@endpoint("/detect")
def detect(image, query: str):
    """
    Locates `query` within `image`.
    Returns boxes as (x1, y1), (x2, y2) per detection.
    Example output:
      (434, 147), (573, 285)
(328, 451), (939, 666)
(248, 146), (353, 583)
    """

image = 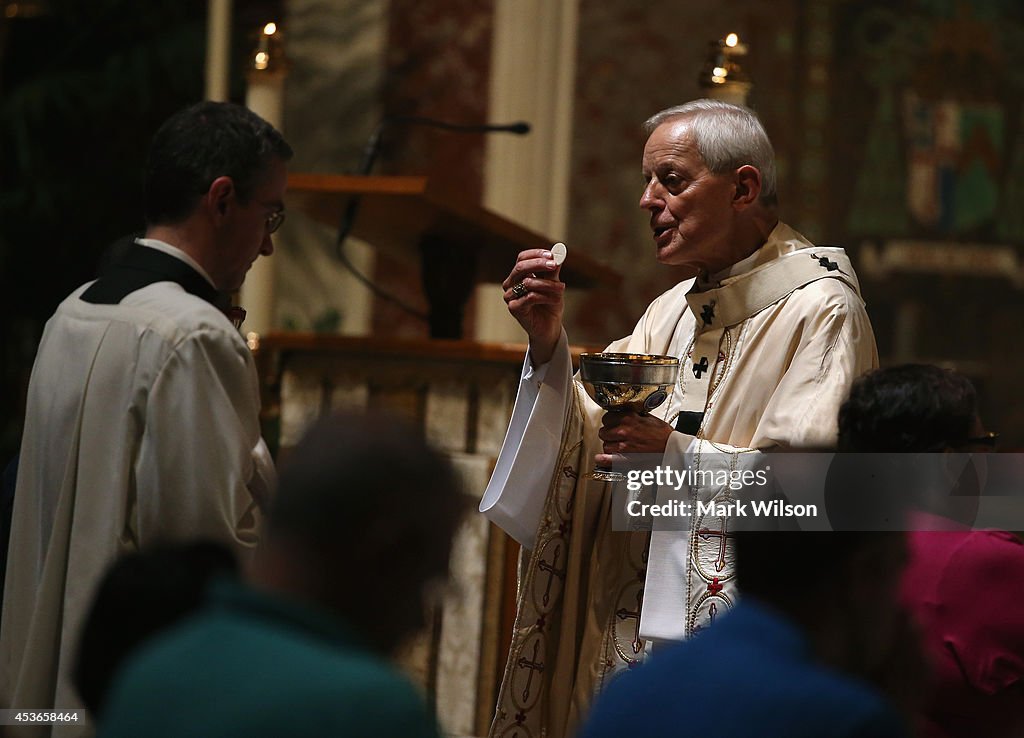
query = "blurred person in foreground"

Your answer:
(97, 412), (468, 738)
(73, 541), (239, 719)
(1, 101), (290, 731)
(837, 365), (1024, 738)
(578, 528), (910, 738)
